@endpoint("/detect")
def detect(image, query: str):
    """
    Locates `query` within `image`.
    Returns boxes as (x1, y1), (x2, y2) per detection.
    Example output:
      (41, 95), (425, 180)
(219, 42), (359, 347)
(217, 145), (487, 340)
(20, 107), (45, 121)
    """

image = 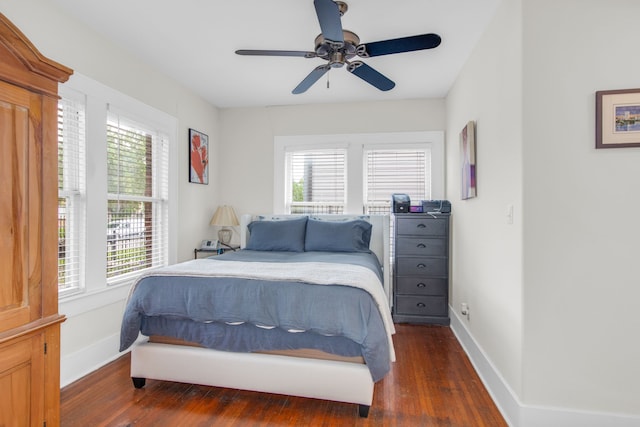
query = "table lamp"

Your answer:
(210, 205), (239, 245)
